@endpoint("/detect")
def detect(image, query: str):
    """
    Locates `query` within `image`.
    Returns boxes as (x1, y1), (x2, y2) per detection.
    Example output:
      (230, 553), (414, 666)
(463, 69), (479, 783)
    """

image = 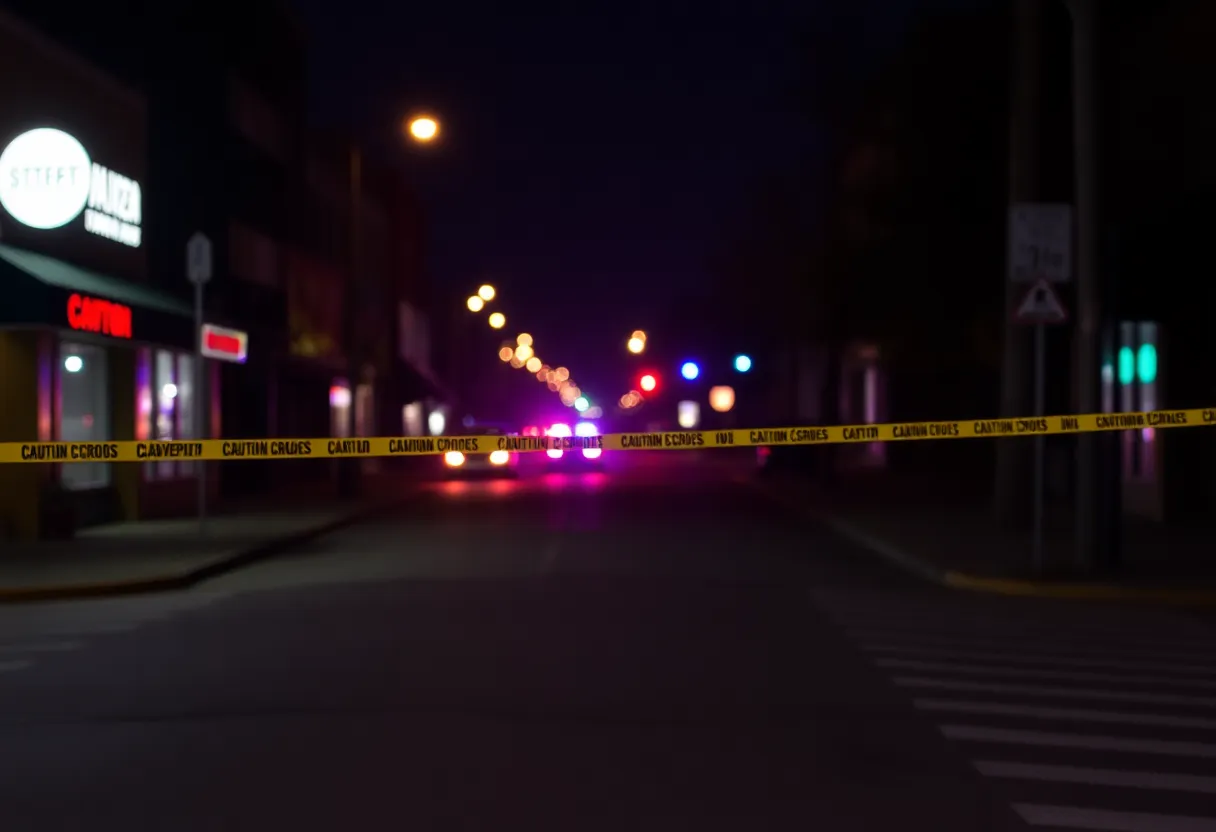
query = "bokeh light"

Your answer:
(467, 295), (484, 312)
(514, 344), (534, 362)
(477, 284), (496, 302)
(525, 356), (542, 373)
(639, 374), (657, 393)
(498, 346), (514, 362)
(709, 385), (735, 413)
(574, 396), (589, 412)
(627, 336), (645, 354)
(516, 333), (533, 347)
(488, 312), (506, 329)
(733, 354), (752, 373)
(680, 361), (700, 380)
